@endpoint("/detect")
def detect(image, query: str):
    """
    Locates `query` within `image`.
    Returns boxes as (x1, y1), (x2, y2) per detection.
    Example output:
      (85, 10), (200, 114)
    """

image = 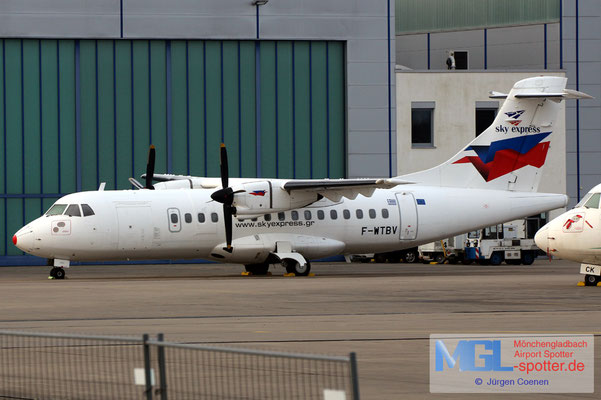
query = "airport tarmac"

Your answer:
(0, 260), (599, 399)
